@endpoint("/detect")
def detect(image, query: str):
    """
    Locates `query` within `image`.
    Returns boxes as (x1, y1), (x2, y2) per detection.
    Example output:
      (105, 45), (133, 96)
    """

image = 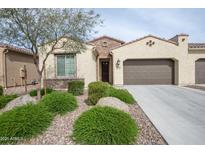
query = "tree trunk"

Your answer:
(37, 75), (42, 100)
(44, 66), (47, 96)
